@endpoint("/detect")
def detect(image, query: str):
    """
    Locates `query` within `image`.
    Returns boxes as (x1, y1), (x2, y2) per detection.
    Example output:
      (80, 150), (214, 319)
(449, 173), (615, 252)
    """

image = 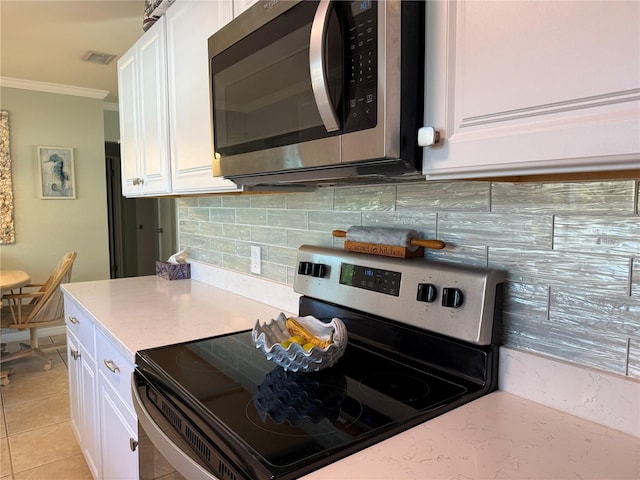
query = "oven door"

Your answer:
(133, 380), (213, 480)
